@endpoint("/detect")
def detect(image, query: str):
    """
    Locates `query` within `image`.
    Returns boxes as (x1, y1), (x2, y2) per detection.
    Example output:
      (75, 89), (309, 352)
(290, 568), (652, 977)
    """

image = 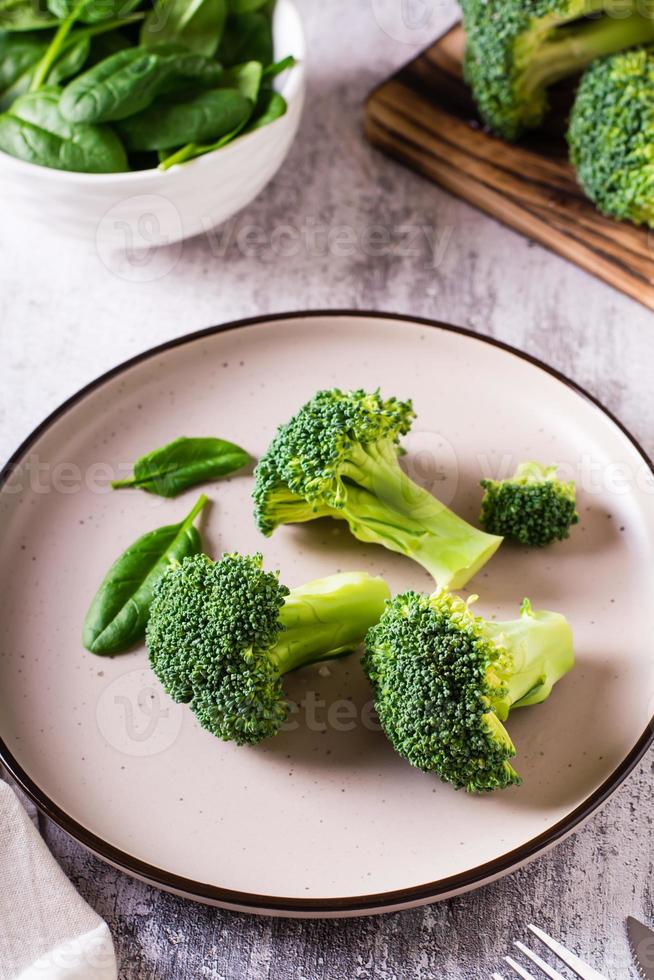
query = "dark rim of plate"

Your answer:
(0, 310), (652, 916)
